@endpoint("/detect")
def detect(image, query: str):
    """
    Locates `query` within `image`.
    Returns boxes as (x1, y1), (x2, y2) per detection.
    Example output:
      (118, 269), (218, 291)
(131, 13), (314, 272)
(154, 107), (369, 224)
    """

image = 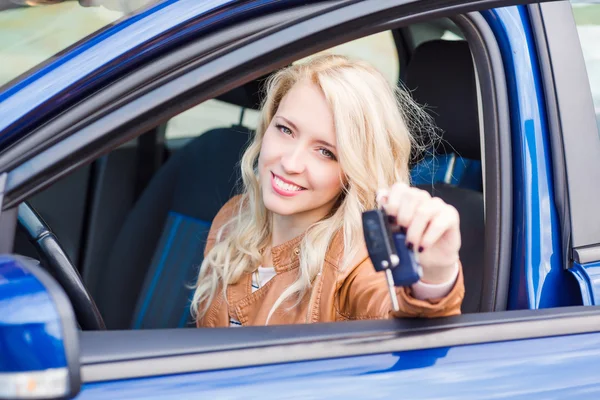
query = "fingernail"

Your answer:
(376, 189), (389, 205)
(406, 242), (414, 251)
(387, 215), (397, 224)
(399, 226), (407, 234)
(418, 246), (424, 253)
